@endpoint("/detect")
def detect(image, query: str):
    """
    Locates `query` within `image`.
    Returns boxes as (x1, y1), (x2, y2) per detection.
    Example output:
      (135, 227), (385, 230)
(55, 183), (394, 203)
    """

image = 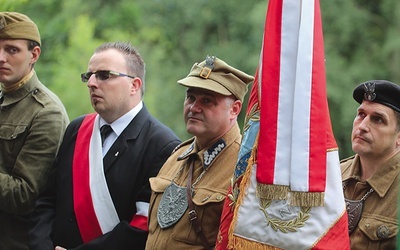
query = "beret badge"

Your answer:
(363, 82), (376, 101)
(199, 55), (215, 79)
